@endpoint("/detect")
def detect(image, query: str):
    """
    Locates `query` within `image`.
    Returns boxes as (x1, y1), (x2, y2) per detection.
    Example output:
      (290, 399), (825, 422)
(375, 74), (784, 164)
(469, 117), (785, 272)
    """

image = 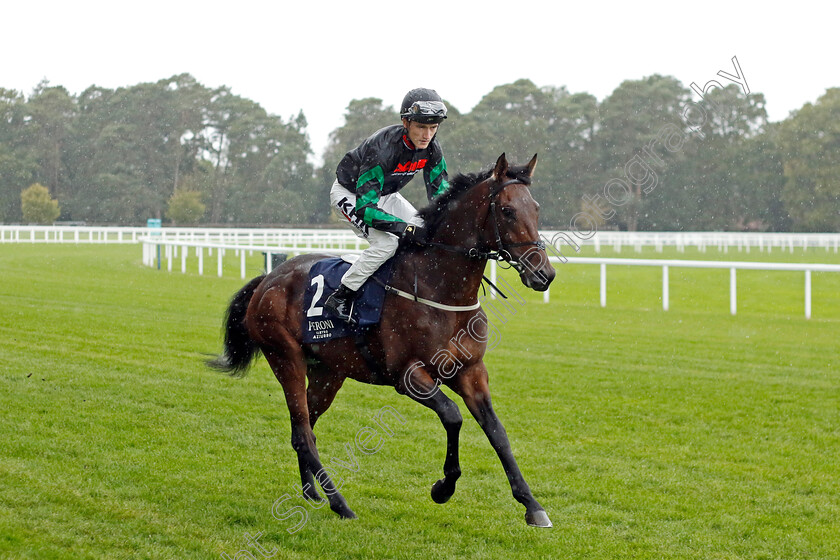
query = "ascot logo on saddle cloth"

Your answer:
(302, 257), (395, 343)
